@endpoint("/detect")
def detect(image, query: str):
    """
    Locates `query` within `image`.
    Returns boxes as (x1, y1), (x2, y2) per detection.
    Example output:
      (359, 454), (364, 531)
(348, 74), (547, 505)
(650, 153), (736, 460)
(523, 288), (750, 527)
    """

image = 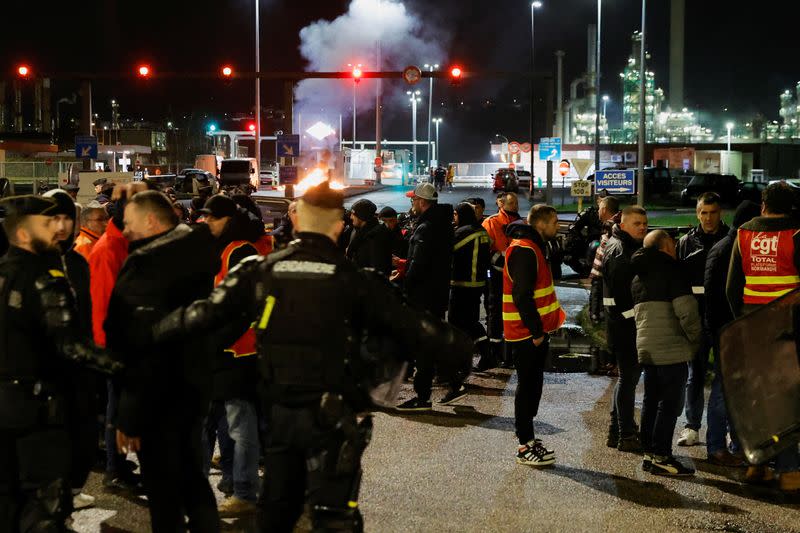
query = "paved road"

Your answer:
(71, 291), (800, 532)
(72, 368), (800, 532)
